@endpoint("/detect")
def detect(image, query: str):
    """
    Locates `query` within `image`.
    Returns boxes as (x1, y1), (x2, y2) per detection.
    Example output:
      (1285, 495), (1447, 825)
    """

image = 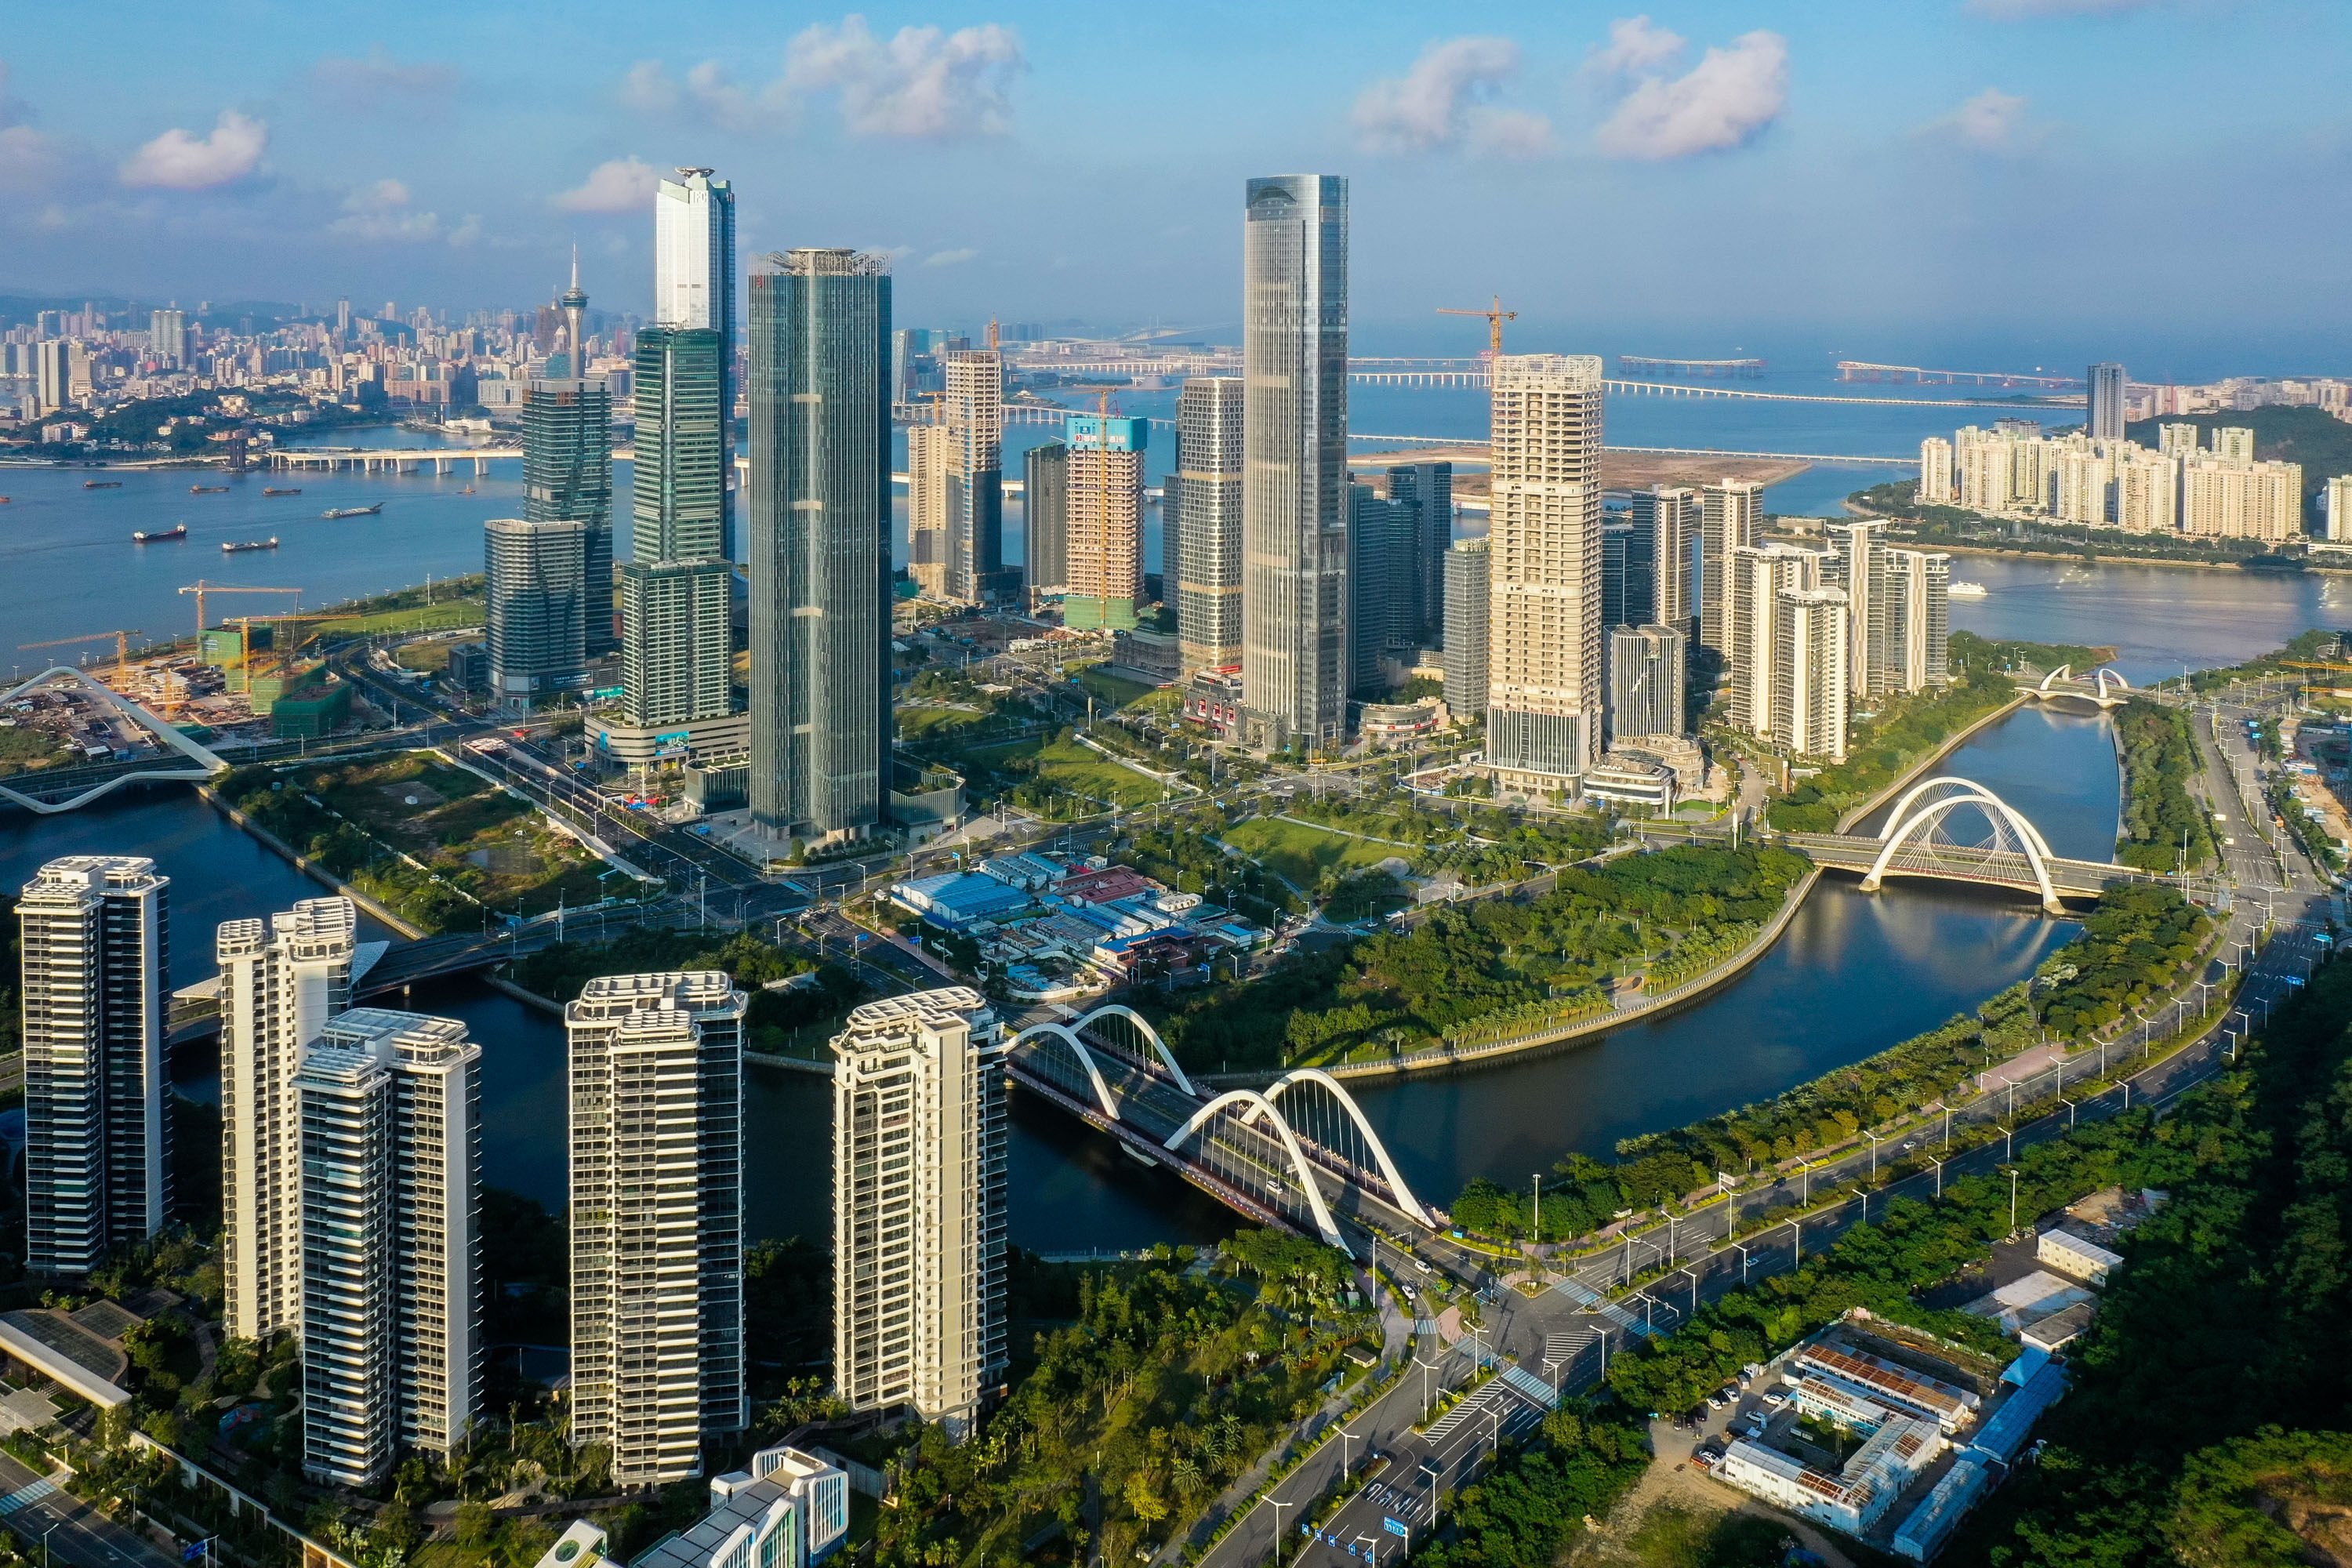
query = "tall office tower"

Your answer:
(1240, 174), (1350, 750)
(2158, 423), (2202, 461)
(2087, 362), (2127, 441)
(484, 518), (590, 708)
(1605, 624), (1687, 742)
(1630, 485), (1697, 633)
(1064, 414), (1148, 630)
(1486, 354), (1606, 794)
(35, 339), (68, 412)
(890, 328), (920, 405)
(1348, 482), (1417, 693)
(1024, 440), (1069, 608)
(2213, 426), (2257, 464)
(832, 988), (1007, 1440)
(1599, 522), (1635, 630)
(622, 326), (734, 731)
(1158, 480), (1181, 605)
(1698, 480), (1763, 658)
(1883, 548), (1951, 691)
(1176, 378), (1245, 669)
(219, 896), (358, 1341)
(294, 1008), (481, 1487)
(2118, 448), (2181, 533)
(568, 972), (749, 1484)
(1918, 437), (1955, 506)
(148, 308), (186, 368)
(655, 169), (737, 556)
(906, 421), (954, 598)
(523, 369), (615, 655)
(1442, 540), (1489, 720)
(1825, 521), (1889, 699)
(16, 857), (169, 1276)
(1727, 543), (1824, 738)
(1385, 462), (1454, 643)
(942, 350), (1004, 601)
(747, 250), (893, 844)
(336, 298), (351, 336)
(1773, 587), (1851, 761)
